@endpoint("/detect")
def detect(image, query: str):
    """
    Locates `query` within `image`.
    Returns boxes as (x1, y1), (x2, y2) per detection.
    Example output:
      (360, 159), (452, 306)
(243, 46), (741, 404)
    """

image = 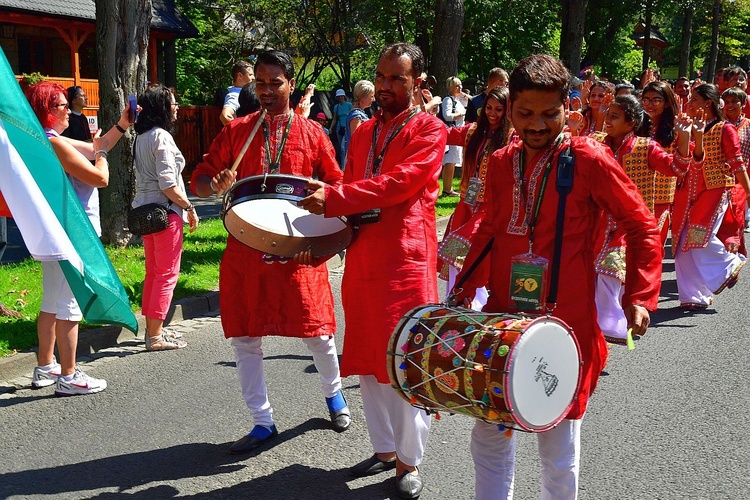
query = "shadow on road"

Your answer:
(0, 416), (400, 498)
(0, 442), (246, 497)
